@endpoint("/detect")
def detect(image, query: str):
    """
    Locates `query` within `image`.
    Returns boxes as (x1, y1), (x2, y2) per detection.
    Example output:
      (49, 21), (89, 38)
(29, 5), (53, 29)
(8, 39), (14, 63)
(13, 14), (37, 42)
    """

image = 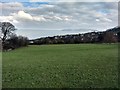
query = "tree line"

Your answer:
(1, 22), (120, 51)
(0, 22), (29, 51)
(30, 27), (120, 45)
